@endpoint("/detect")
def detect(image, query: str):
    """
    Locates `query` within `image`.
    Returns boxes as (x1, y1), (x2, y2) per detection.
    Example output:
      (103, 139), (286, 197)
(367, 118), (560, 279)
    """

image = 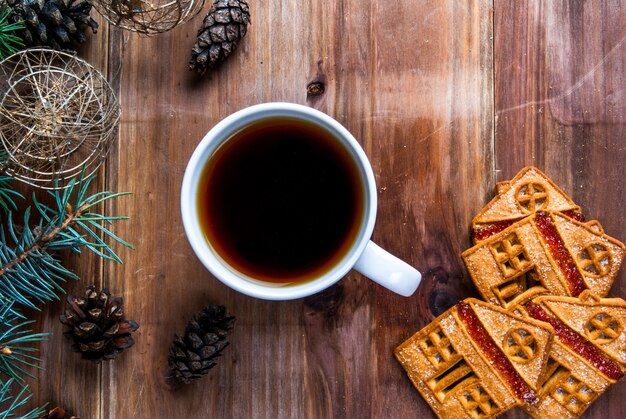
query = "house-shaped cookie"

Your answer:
(472, 167), (583, 243)
(395, 298), (554, 418)
(462, 211), (625, 309)
(520, 292), (626, 418)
